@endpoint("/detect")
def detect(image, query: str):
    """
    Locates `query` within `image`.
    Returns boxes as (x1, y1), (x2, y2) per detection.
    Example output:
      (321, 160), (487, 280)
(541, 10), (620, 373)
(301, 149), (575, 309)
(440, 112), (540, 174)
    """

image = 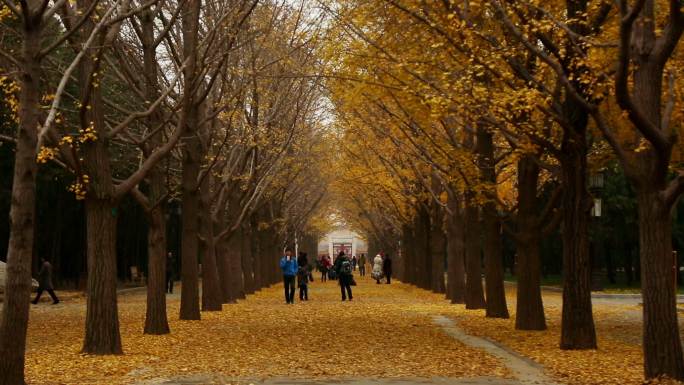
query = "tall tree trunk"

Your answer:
(216, 236), (233, 303)
(559, 116), (596, 349)
(178, 0), (202, 321)
(401, 225), (414, 284)
(430, 202), (446, 293)
(82, 199), (121, 354)
(464, 197), (485, 309)
(179, 129), (201, 320)
(483, 216), (508, 318)
(228, 229), (245, 300)
(251, 217), (263, 290)
(0, 24), (42, 385)
(79, 18), (122, 353)
(638, 192), (684, 379)
(446, 192), (466, 304)
(141, 8), (169, 335)
(144, 206), (169, 334)
(514, 156), (546, 330)
(241, 224), (255, 294)
(199, 179), (222, 312)
(478, 128), (508, 318)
